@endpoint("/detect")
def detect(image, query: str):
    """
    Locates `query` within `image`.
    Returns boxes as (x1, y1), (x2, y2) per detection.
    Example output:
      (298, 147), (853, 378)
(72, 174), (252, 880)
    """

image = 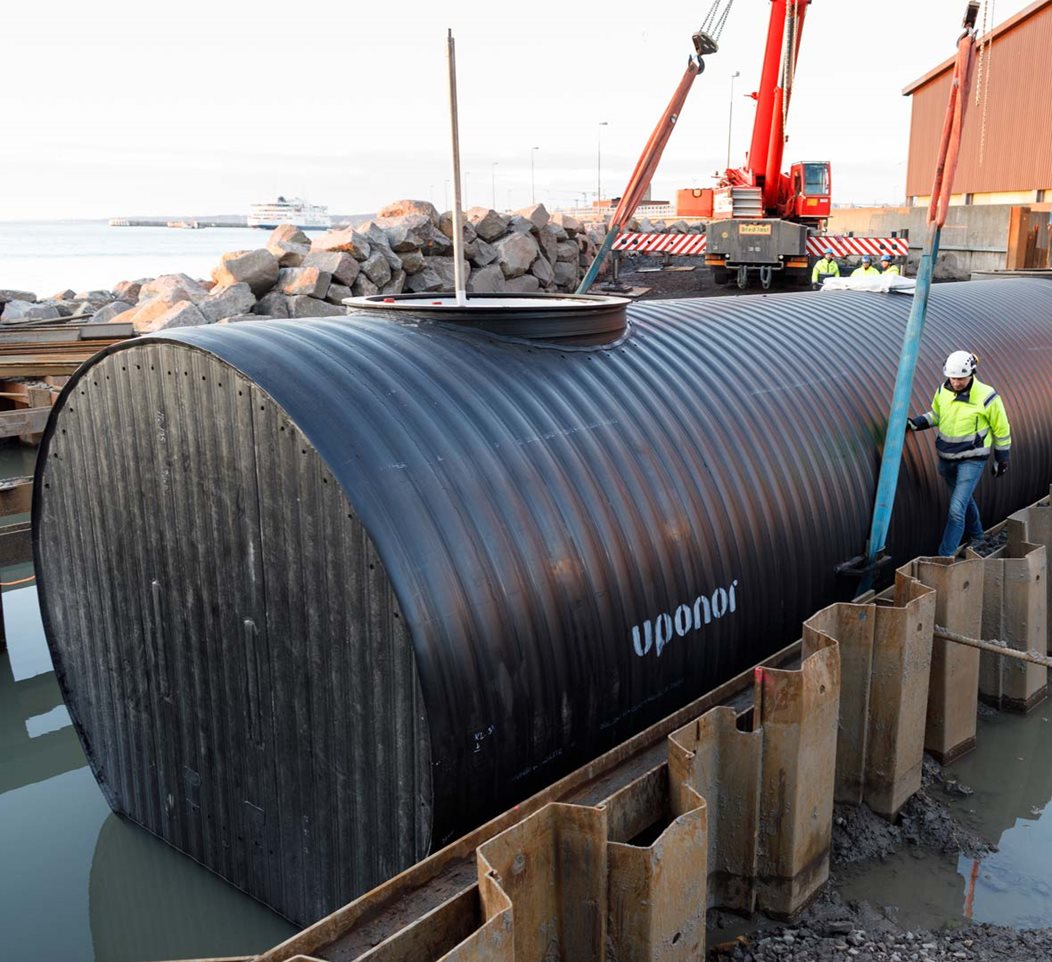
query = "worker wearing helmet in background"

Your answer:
(907, 351), (1012, 556)
(851, 255), (881, 277)
(880, 254), (900, 276)
(811, 247), (840, 290)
